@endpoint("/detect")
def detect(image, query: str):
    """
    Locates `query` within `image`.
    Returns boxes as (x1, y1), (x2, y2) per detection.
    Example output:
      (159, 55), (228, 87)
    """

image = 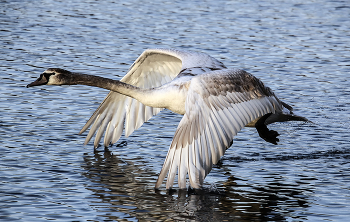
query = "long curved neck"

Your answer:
(70, 73), (139, 96)
(68, 73), (178, 111)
